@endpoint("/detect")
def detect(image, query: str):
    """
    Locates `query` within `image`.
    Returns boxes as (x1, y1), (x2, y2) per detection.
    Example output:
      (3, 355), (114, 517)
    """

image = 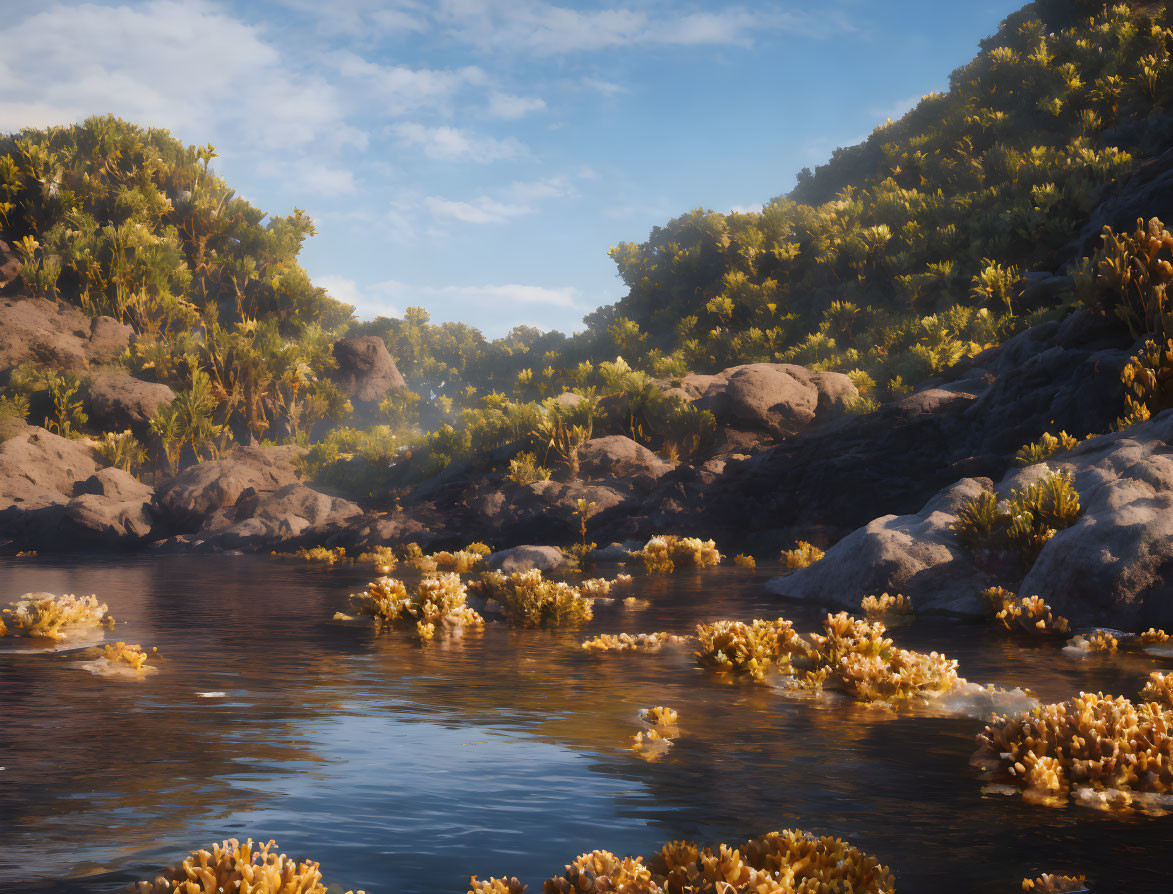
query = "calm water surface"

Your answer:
(1, 555), (1170, 893)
